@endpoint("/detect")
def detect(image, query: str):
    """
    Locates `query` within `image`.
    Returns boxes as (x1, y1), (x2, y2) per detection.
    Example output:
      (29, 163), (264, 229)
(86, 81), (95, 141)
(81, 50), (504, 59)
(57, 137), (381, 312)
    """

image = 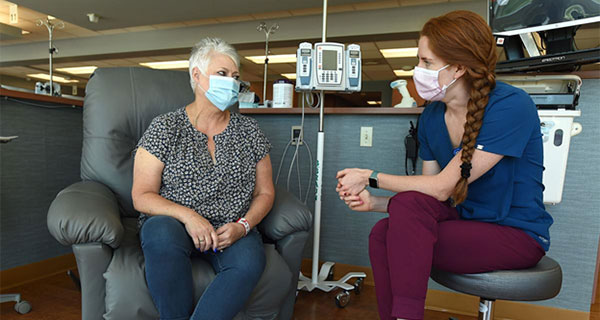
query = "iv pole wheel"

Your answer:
(14, 300), (32, 314)
(335, 290), (351, 308)
(326, 264), (335, 281)
(353, 277), (364, 295)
